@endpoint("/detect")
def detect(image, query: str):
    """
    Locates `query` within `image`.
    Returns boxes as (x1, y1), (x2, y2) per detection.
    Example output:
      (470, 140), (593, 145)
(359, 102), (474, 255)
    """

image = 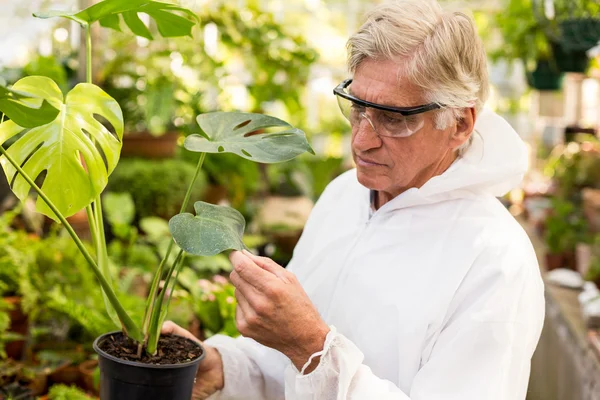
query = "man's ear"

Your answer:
(450, 107), (476, 149)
